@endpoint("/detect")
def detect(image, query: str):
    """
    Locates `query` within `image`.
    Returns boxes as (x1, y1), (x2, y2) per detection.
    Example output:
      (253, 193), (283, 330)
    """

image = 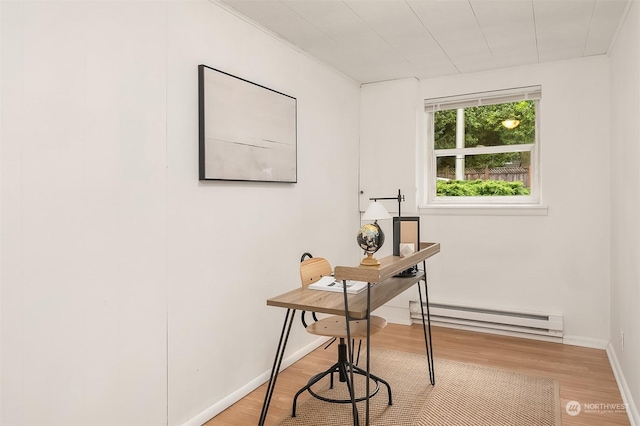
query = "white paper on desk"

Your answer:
(307, 276), (368, 294)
